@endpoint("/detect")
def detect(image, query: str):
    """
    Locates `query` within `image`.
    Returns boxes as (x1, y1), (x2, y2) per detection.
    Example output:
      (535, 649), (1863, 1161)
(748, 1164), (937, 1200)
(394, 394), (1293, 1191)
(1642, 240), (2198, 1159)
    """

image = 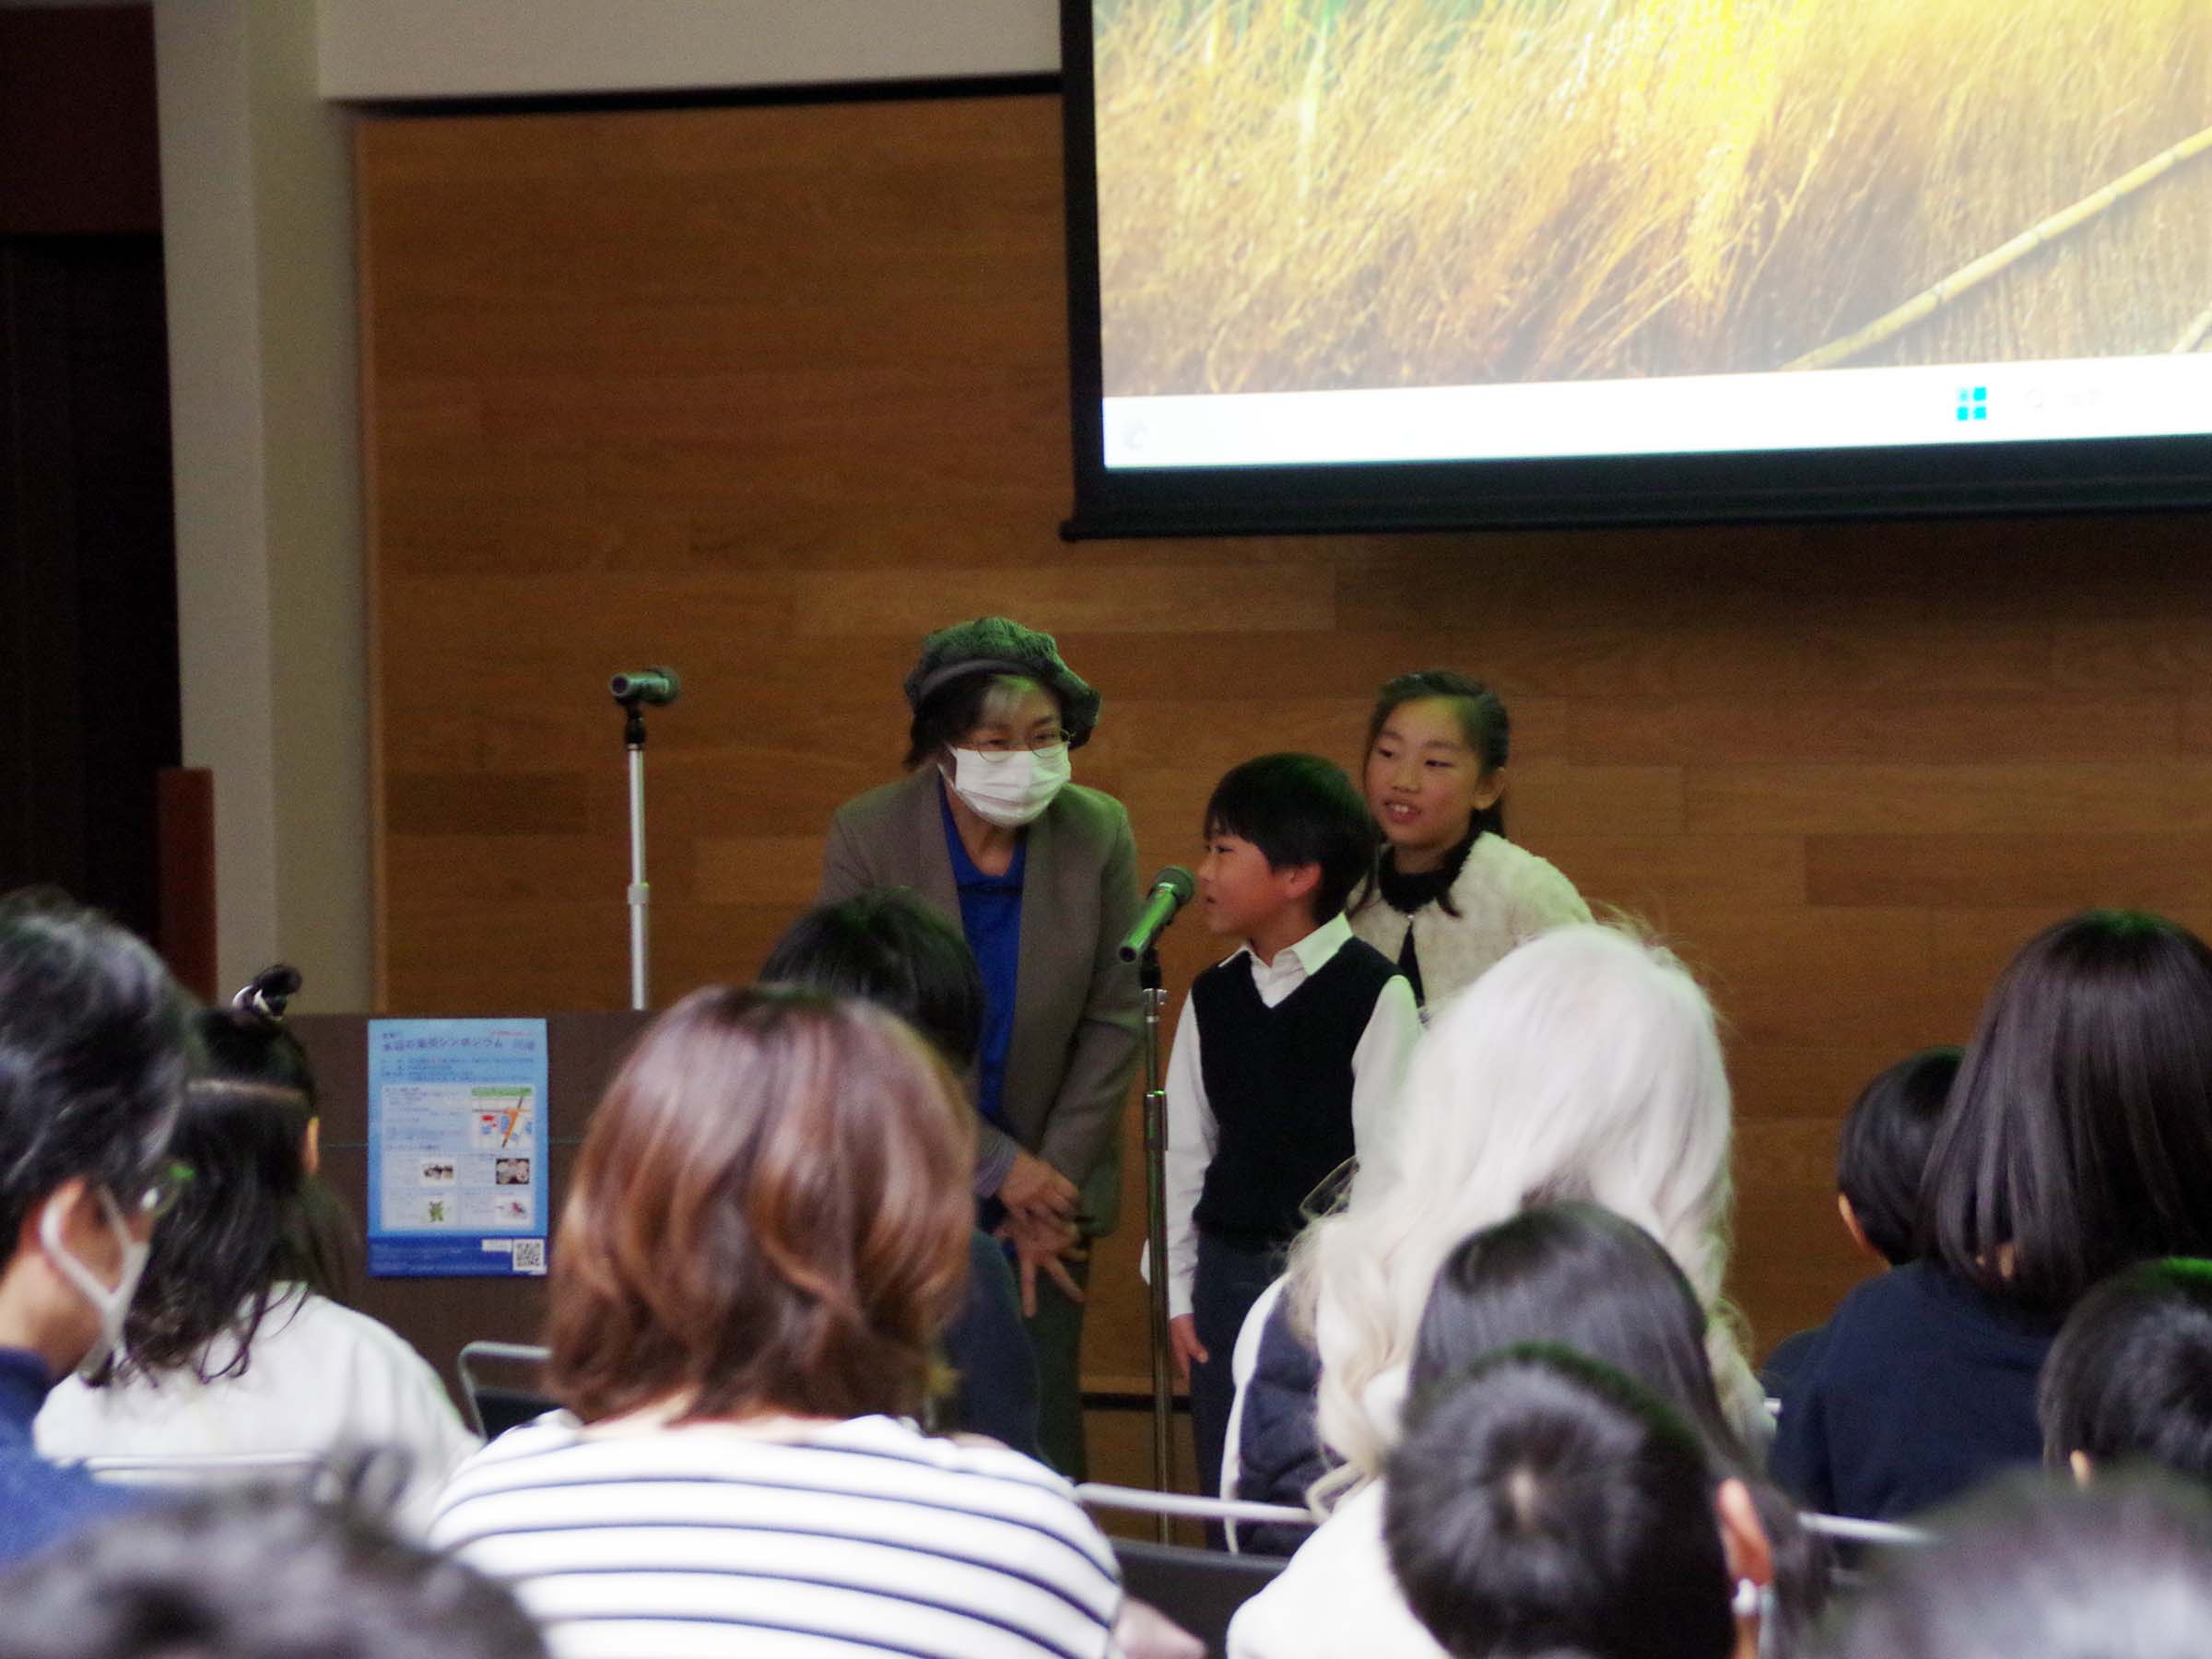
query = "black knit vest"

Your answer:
(1191, 937), (1400, 1252)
